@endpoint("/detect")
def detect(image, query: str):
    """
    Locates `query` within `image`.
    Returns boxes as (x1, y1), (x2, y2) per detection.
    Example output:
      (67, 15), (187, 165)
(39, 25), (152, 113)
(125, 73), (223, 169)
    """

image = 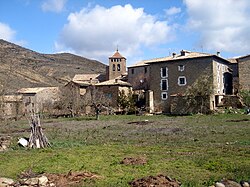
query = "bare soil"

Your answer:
(120, 157), (147, 165)
(17, 169), (100, 187)
(45, 171), (100, 187)
(129, 174), (181, 187)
